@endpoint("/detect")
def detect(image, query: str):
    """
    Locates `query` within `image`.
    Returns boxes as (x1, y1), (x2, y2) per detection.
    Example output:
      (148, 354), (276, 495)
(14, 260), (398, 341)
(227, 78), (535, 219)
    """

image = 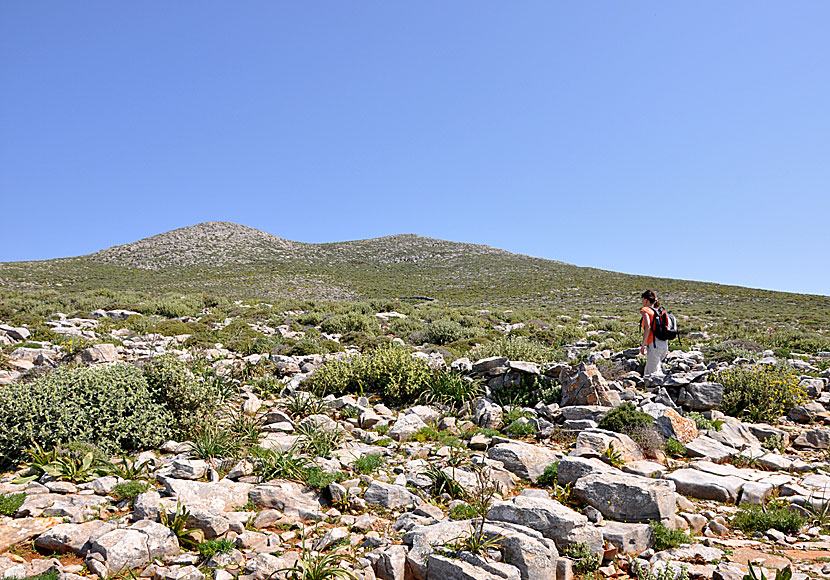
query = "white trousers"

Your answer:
(645, 340), (668, 376)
